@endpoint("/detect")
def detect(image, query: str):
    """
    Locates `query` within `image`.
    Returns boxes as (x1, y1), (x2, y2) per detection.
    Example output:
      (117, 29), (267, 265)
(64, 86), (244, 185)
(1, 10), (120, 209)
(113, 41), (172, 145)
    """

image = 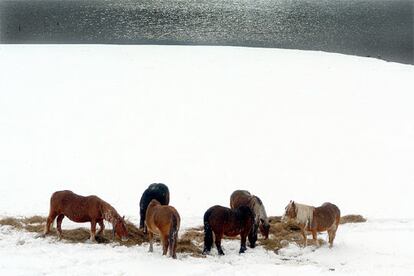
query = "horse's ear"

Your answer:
(122, 215), (125, 220)
(291, 201), (295, 207)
